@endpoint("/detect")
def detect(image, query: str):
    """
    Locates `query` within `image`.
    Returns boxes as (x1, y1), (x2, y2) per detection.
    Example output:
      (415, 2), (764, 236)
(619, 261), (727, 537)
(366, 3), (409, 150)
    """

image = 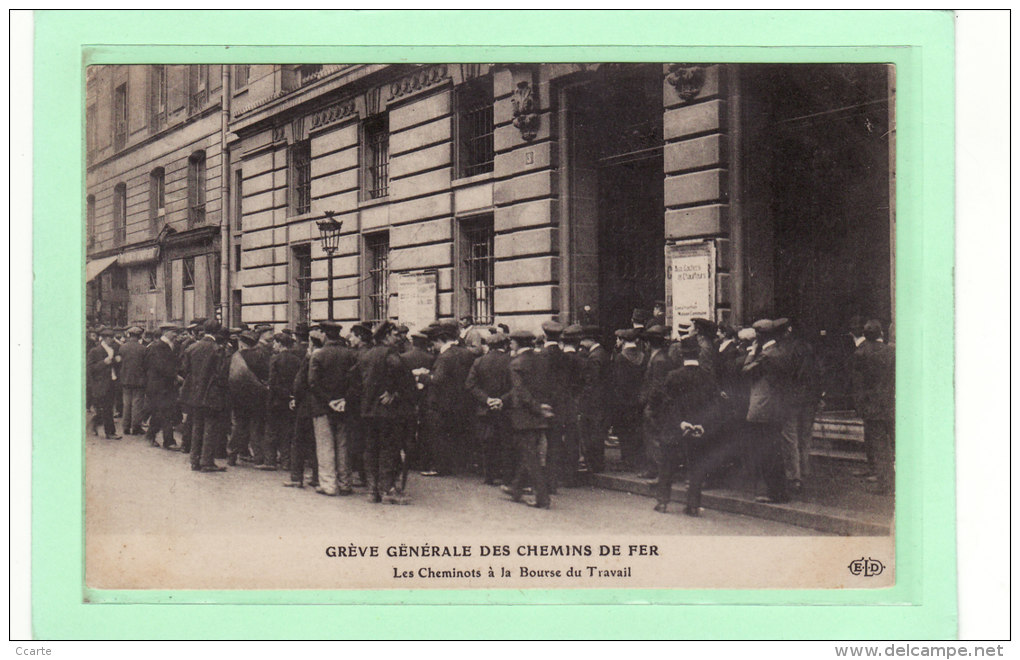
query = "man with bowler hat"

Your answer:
(118, 326), (147, 435)
(144, 324), (182, 448)
(309, 322), (359, 496)
(180, 319), (228, 472)
(421, 320), (475, 476)
(504, 330), (555, 509)
(263, 332), (302, 471)
(743, 318), (793, 503)
(466, 331), (514, 486)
